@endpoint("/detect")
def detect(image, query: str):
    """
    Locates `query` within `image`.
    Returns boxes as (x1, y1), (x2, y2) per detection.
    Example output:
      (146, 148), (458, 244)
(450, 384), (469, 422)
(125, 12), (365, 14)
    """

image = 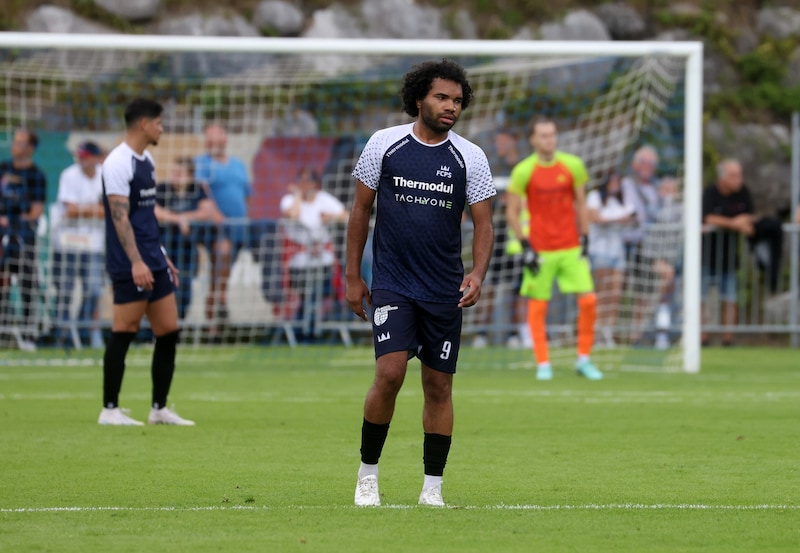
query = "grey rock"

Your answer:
(783, 46), (800, 87)
(756, 7), (800, 39)
(252, 1), (305, 36)
(94, 0), (161, 22)
(303, 5), (365, 39)
(450, 8), (479, 40)
(733, 27), (759, 57)
(704, 48), (740, 95)
(539, 10), (611, 42)
(26, 5), (114, 34)
(594, 3), (646, 40)
(155, 12), (260, 37)
(361, 0), (448, 39)
(153, 12), (263, 79)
